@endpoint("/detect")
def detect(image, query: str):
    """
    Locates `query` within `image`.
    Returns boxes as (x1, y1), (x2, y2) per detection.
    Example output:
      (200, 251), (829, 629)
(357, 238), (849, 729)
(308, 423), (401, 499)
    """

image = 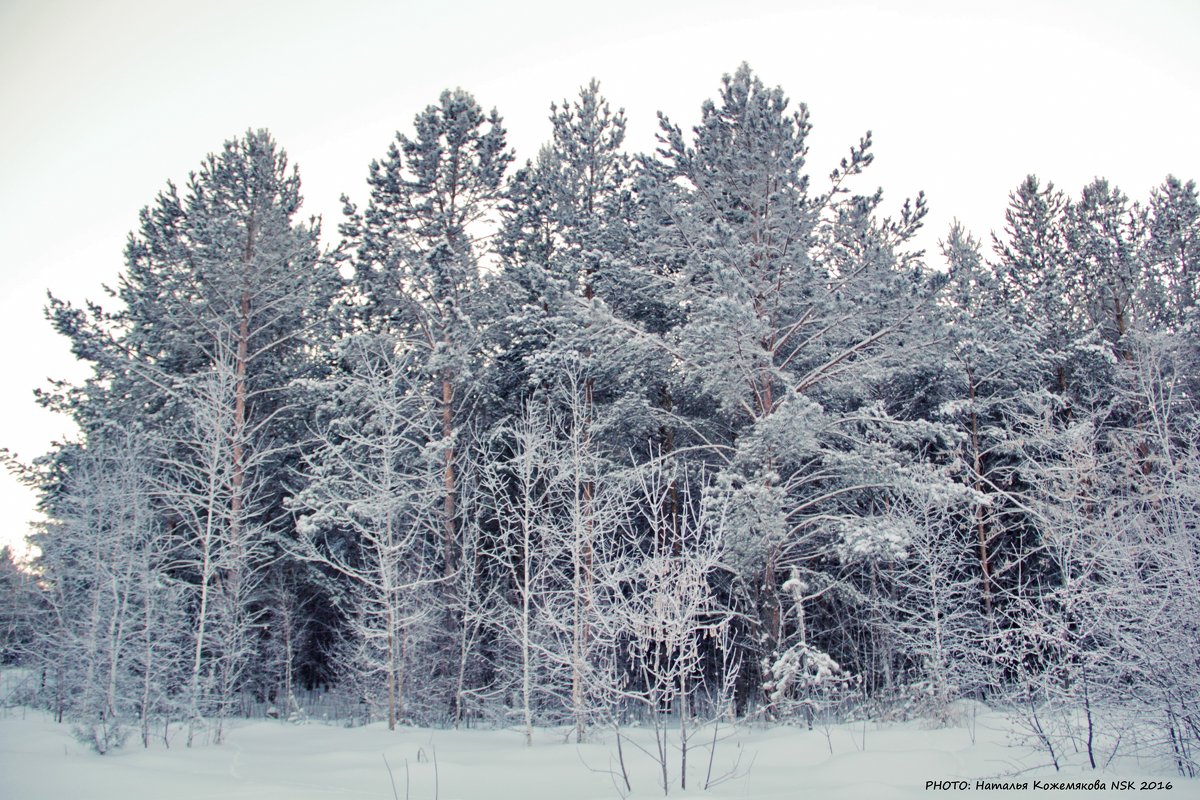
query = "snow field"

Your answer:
(2, 705), (1192, 799)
